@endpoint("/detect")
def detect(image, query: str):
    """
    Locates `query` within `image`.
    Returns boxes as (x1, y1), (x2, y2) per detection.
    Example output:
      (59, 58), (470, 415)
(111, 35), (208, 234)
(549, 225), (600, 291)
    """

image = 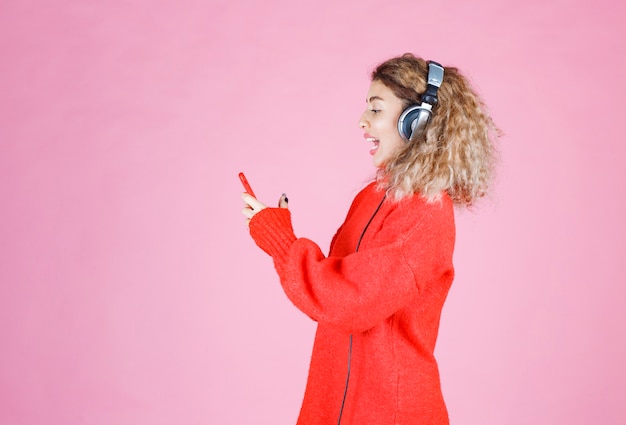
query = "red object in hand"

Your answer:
(238, 172), (256, 198)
